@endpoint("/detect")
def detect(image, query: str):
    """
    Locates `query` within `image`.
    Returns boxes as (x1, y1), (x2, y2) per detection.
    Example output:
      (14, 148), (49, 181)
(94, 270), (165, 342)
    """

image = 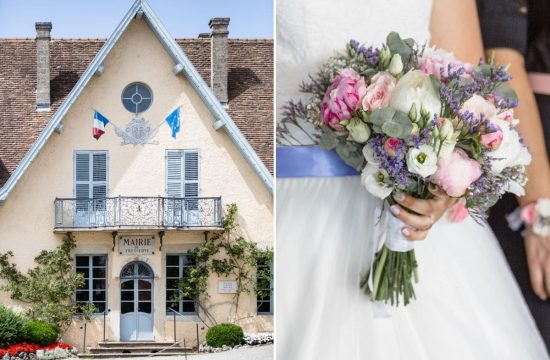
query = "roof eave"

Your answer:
(0, 0), (273, 203)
